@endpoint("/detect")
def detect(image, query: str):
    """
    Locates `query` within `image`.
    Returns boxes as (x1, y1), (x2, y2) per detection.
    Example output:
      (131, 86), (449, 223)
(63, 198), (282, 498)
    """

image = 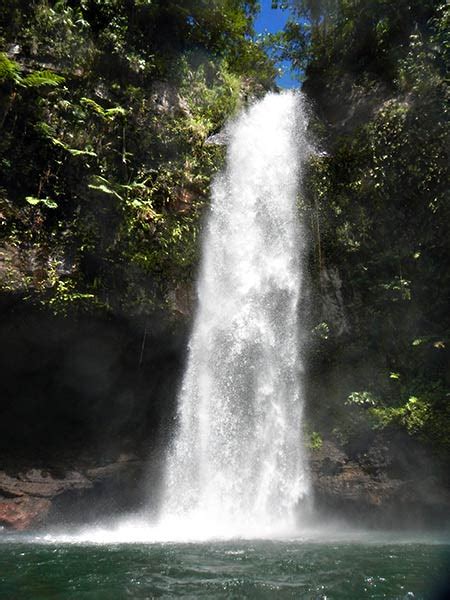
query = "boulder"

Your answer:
(0, 497), (51, 530)
(0, 457), (146, 531)
(309, 439), (450, 528)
